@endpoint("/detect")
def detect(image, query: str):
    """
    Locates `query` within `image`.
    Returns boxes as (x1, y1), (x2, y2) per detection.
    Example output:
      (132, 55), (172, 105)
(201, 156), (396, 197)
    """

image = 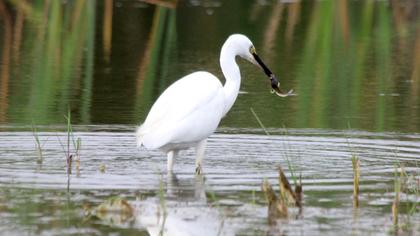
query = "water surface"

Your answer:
(0, 126), (419, 235)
